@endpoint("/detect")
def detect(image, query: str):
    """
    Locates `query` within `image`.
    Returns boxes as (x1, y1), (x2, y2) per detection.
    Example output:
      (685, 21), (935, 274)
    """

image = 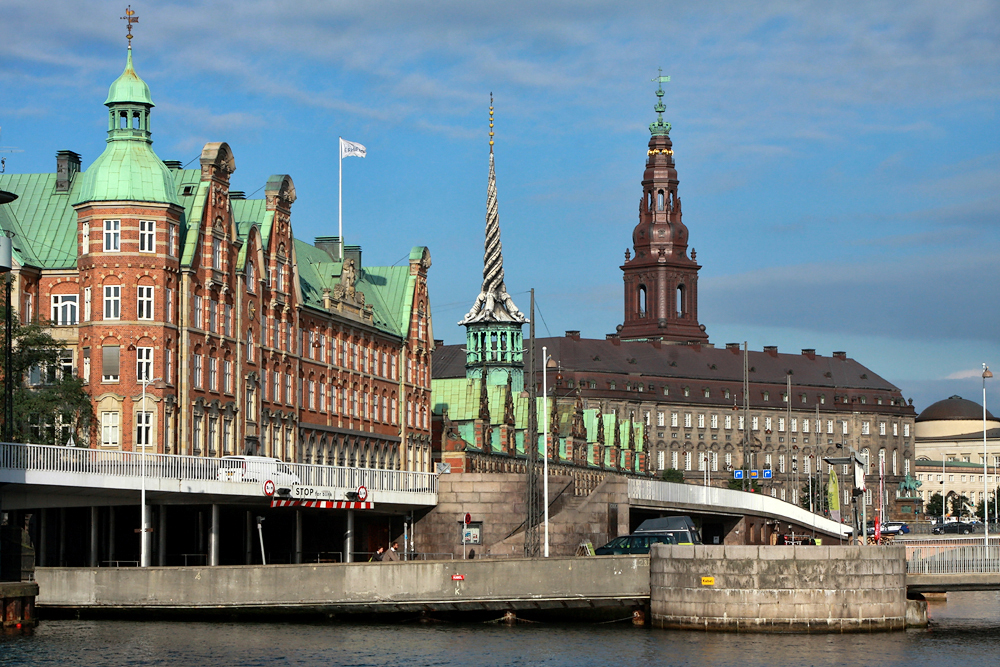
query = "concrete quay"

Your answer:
(0, 581), (39, 630)
(34, 556), (649, 618)
(650, 544), (926, 633)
